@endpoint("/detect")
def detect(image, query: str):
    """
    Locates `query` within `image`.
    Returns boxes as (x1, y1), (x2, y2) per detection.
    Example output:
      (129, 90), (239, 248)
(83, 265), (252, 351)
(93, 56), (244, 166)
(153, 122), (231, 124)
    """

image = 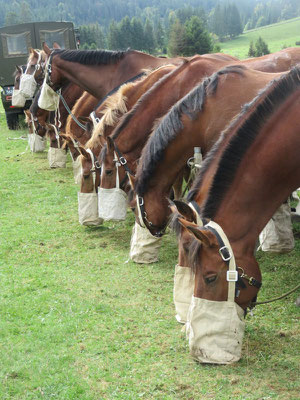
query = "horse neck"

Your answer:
(212, 93), (300, 251)
(114, 60), (221, 160)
